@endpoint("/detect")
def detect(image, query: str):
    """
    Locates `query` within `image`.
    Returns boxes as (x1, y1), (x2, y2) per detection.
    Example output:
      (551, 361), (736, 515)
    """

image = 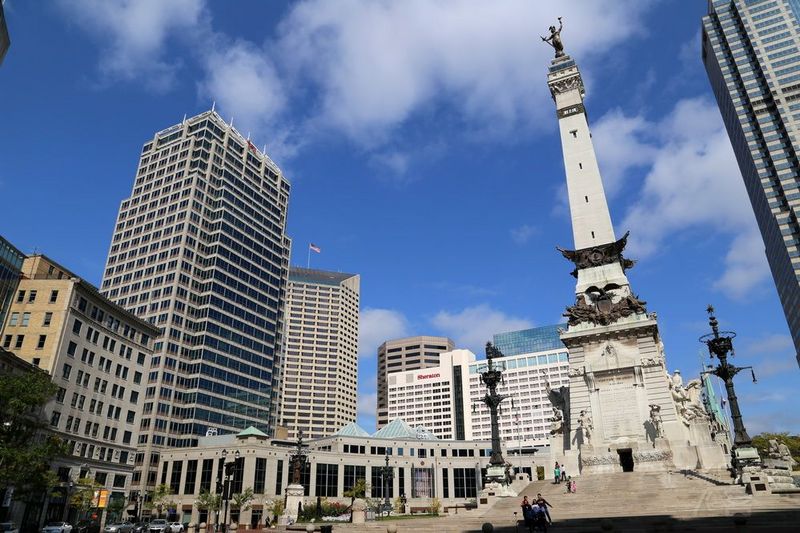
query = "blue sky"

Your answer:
(0, 0), (797, 435)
